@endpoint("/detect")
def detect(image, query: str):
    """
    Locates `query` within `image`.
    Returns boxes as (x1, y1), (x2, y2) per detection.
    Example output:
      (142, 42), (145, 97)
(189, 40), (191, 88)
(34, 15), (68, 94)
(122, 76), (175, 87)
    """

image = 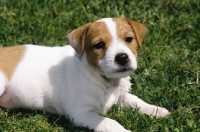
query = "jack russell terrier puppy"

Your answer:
(0, 18), (170, 132)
